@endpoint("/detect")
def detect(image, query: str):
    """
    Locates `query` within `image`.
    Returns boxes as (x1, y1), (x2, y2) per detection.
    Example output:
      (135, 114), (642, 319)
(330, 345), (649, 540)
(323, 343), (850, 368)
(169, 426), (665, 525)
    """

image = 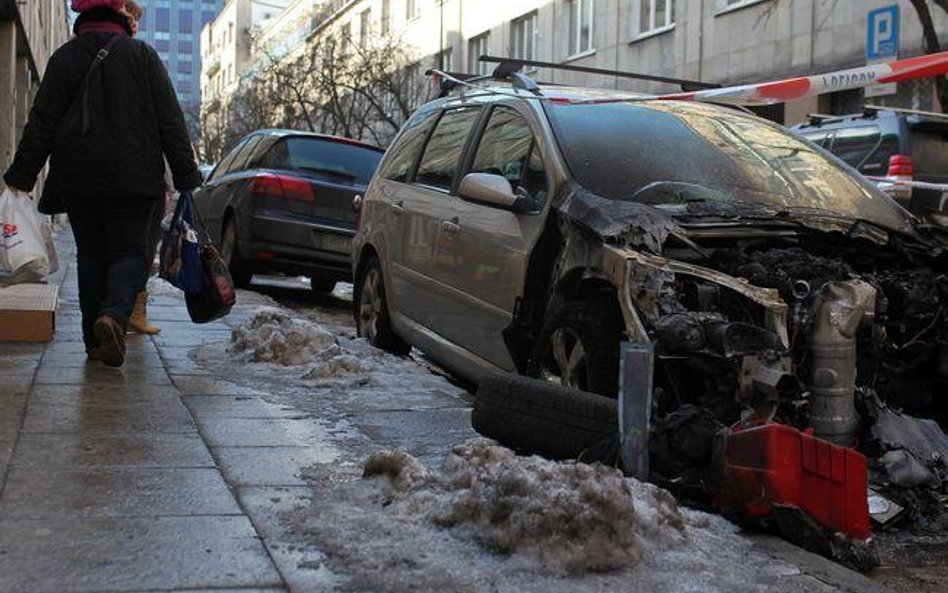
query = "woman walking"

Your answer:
(3, 0), (201, 367)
